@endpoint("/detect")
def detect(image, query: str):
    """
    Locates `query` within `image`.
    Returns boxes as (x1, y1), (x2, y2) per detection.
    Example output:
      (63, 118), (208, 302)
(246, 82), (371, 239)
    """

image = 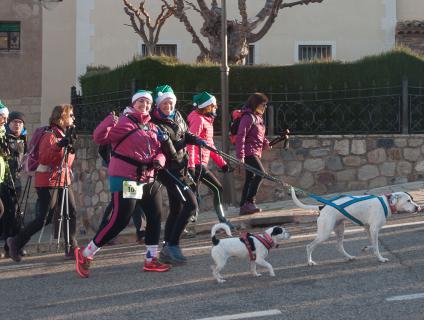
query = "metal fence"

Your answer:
(71, 79), (424, 135)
